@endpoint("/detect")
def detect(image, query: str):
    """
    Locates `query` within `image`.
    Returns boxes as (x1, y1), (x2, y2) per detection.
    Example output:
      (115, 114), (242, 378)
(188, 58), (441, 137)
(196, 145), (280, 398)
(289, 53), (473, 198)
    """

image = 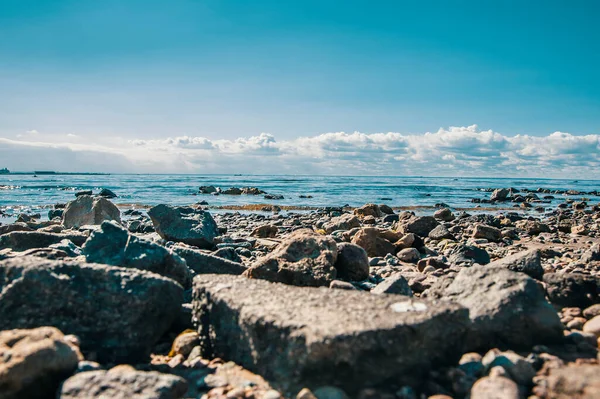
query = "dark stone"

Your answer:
(543, 273), (600, 308)
(173, 246), (247, 275)
(148, 205), (218, 249)
(0, 231), (87, 252)
(334, 243), (369, 281)
(487, 249), (543, 280)
(446, 244), (490, 265)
